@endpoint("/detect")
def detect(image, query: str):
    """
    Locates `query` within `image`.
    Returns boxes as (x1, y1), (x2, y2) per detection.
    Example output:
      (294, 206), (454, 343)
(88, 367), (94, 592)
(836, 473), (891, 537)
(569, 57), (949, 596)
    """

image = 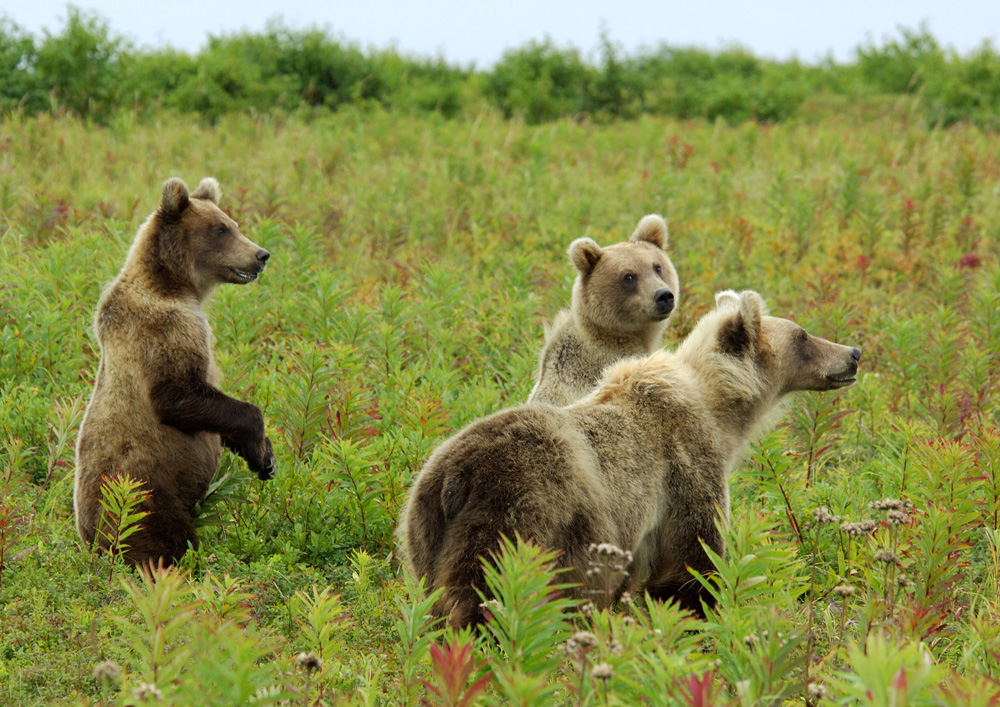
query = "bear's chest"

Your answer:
(197, 315), (222, 387)
(182, 305), (221, 387)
